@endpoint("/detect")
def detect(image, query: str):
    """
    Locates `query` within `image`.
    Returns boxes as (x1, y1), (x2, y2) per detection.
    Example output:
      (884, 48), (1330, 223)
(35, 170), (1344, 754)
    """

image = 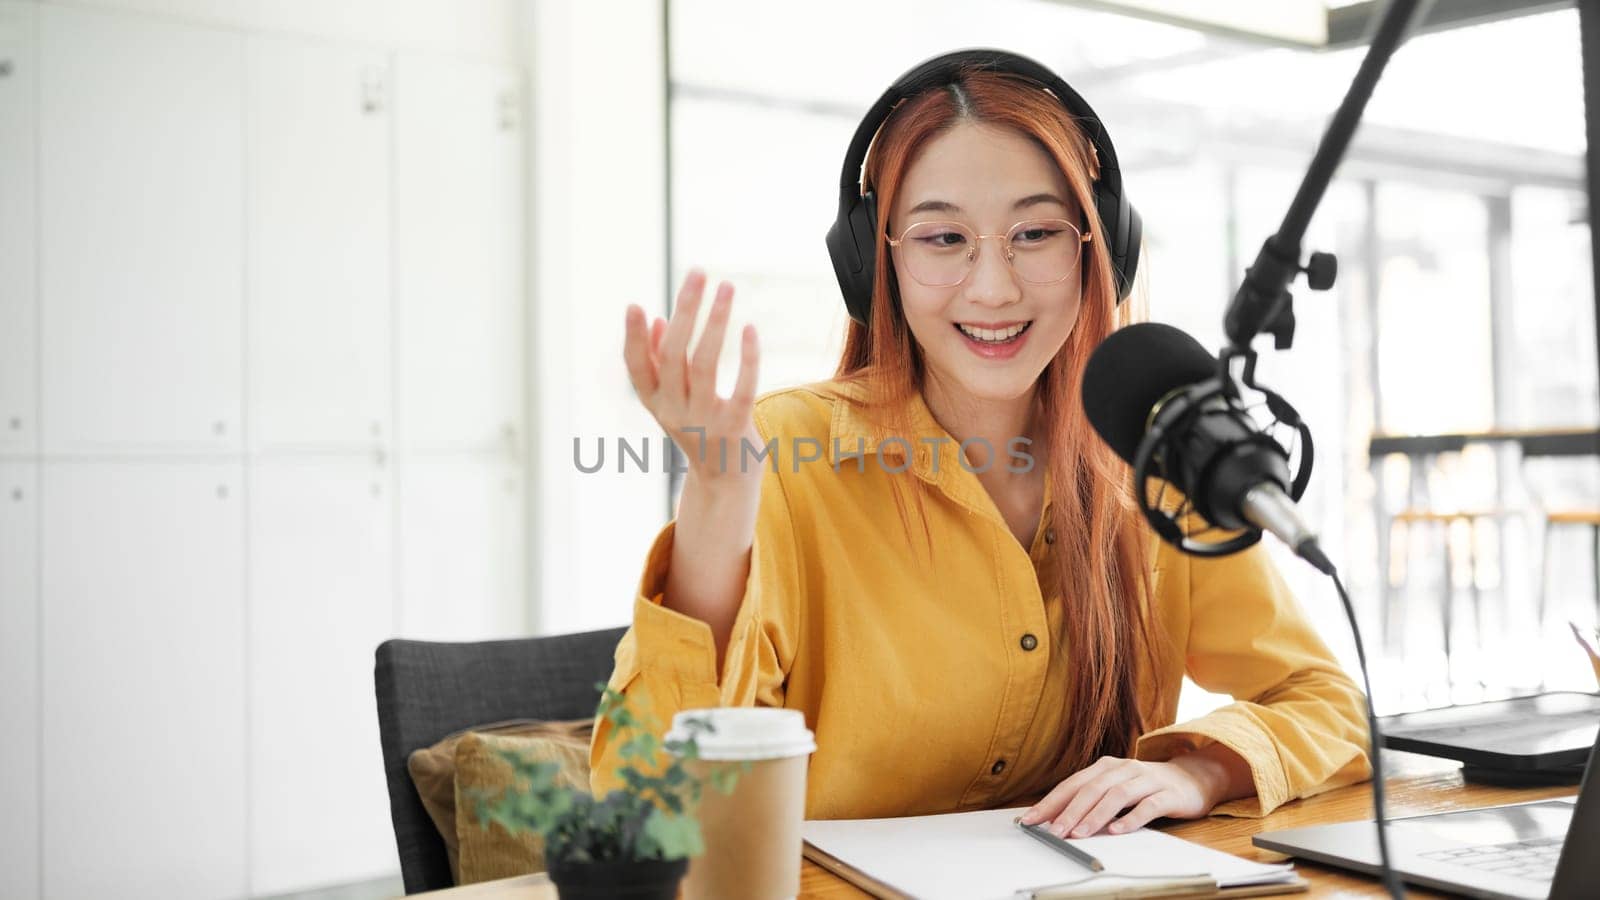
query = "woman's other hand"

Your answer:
(1017, 745), (1254, 837)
